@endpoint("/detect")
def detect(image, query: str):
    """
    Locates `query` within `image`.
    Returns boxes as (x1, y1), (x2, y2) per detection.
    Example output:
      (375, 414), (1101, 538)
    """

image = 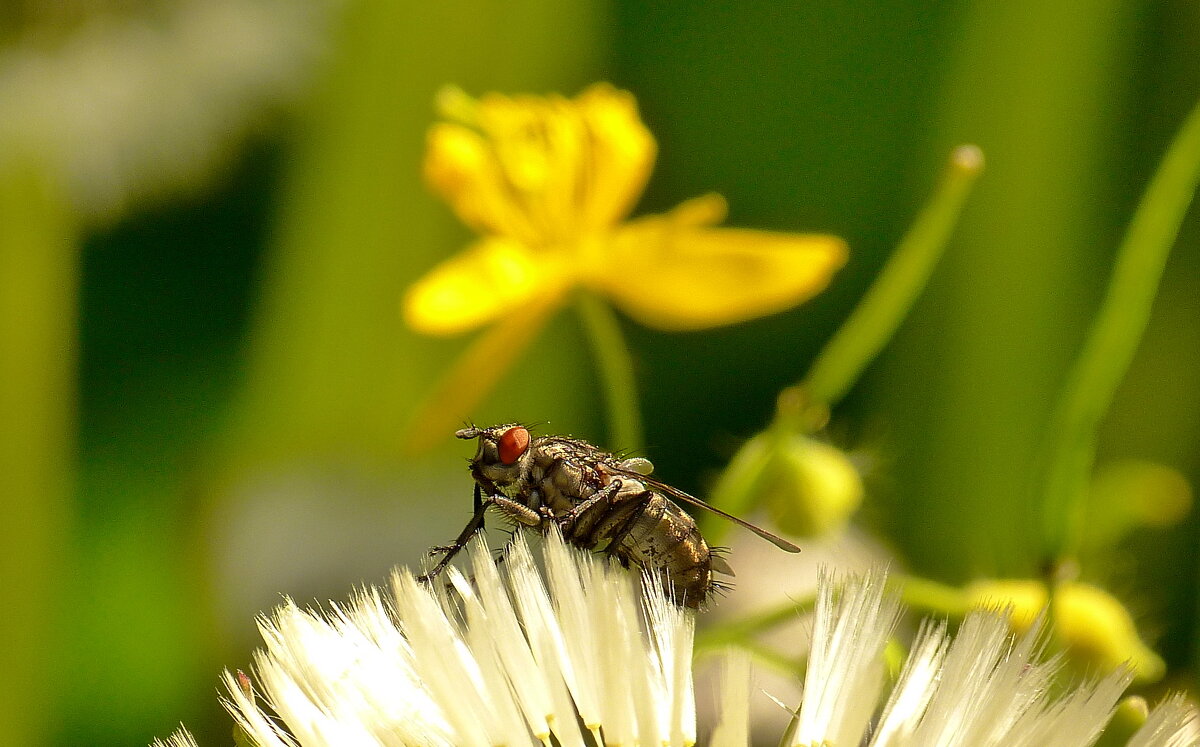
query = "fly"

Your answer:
(418, 424), (800, 608)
